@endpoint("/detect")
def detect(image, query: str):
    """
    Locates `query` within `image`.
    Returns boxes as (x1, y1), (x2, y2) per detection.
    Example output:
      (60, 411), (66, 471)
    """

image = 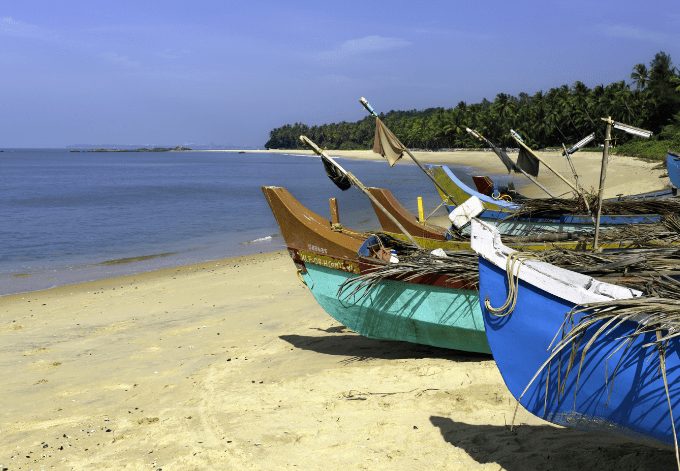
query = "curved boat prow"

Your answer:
(428, 165), (518, 212)
(366, 187), (448, 241)
(261, 186), (363, 261)
(470, 218), (640, 303)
